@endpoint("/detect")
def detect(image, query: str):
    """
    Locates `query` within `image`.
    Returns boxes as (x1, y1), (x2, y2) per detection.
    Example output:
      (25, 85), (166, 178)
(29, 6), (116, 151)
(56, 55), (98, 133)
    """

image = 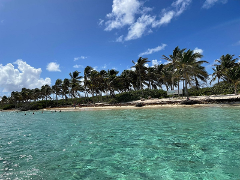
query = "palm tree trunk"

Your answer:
(184, 74), (189, 99)
(235, 83), (237, 95)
